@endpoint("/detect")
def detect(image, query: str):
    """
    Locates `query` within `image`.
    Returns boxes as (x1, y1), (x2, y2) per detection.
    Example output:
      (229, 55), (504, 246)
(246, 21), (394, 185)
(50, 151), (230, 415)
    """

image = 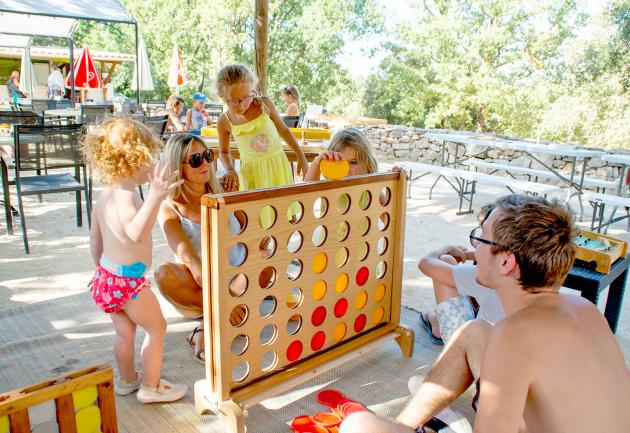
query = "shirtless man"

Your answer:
(340, 194), (630, 433)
